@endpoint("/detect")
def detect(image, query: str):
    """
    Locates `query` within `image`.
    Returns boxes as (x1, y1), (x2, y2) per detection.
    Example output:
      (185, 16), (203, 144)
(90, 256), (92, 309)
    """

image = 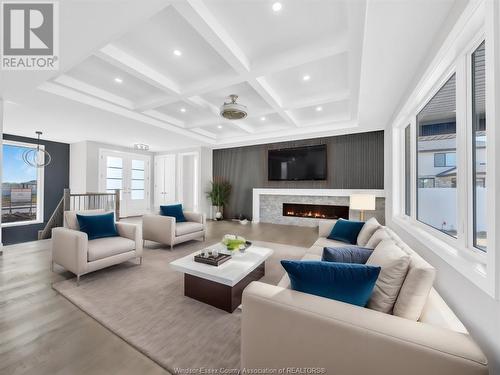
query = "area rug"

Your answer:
(52, 240), (306, 373)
